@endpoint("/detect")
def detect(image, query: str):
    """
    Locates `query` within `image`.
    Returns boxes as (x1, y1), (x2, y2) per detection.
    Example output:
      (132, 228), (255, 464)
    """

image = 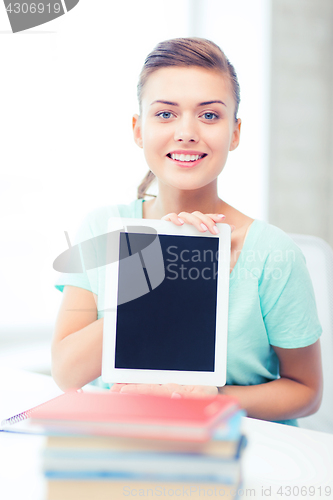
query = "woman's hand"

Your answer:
(162, 212), (234, 233)
(110, 383), (218, 398)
